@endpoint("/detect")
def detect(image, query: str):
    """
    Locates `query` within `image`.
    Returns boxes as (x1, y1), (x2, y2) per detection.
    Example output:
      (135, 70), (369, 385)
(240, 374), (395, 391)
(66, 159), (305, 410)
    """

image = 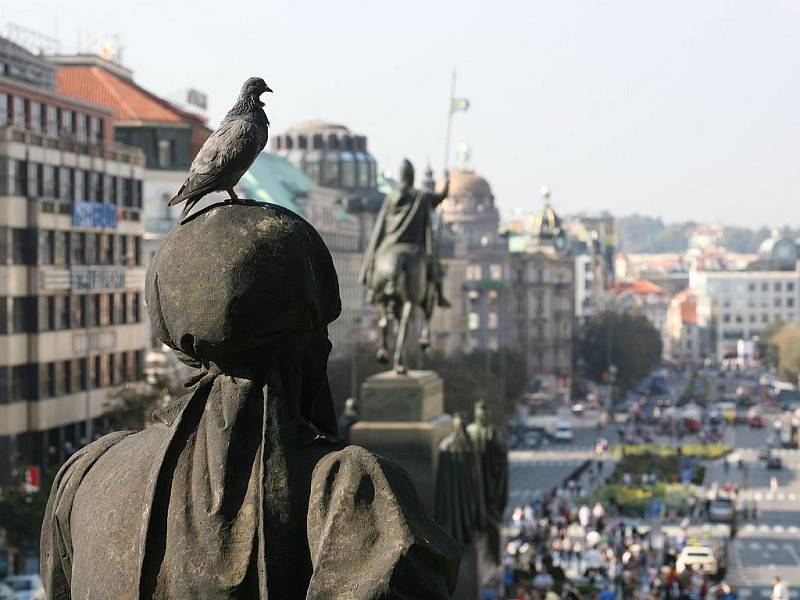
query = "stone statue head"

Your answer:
(146, 201), (342, 431)
(344, 397), (359, 416)
(399, 159), (414, 190)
